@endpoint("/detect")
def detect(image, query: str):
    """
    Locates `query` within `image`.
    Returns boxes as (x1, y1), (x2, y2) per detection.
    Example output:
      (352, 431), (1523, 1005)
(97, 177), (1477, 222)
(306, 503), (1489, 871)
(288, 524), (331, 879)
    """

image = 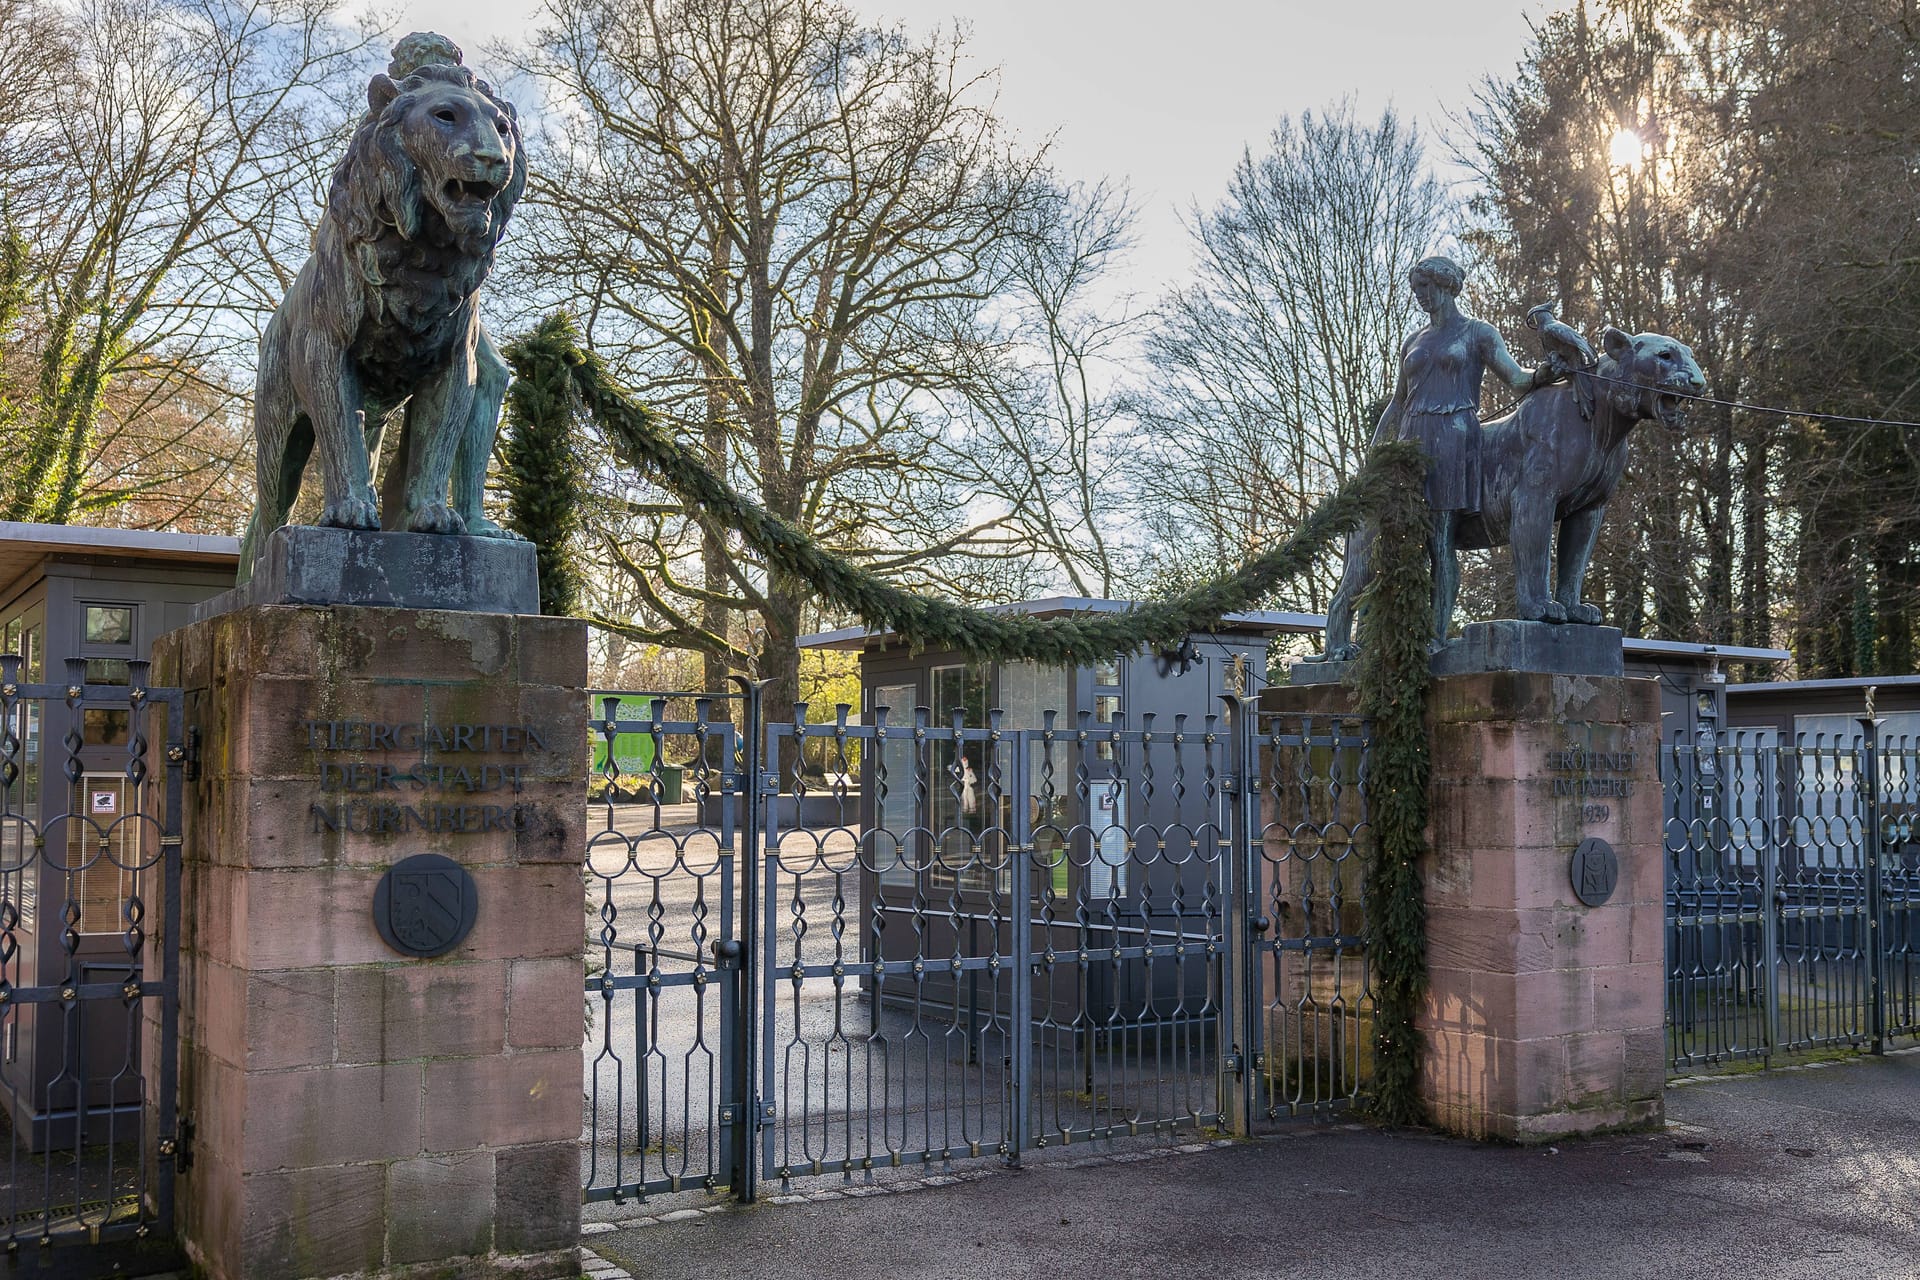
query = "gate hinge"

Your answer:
(1222, 1052), (1244, 1077)
(755, 1099), (776, 1126)
(159, 1116), (194, 1171)
(182, 727), (202, 782)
